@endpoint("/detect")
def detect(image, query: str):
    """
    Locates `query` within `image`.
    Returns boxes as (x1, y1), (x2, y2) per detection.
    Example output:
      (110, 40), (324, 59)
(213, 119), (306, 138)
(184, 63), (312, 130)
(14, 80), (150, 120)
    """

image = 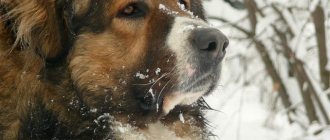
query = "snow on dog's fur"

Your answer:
(0, 0), (228, 139)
